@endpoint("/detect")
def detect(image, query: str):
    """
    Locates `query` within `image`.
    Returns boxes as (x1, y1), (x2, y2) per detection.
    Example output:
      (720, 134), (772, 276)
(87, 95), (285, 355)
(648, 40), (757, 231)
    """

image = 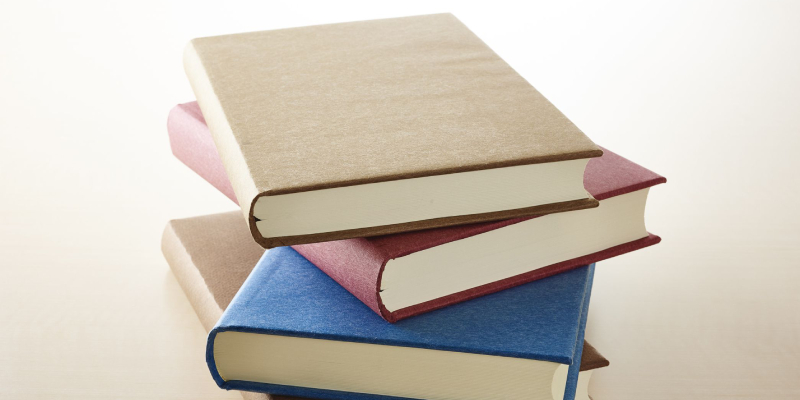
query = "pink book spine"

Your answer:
(167, 102), (238, 204)
(292, 240), (389, 319)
